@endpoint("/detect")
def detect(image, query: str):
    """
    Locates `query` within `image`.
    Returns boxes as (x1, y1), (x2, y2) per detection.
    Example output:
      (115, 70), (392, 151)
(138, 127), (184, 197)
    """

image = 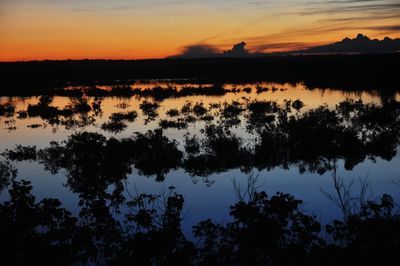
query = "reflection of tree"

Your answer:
(184, 99), (400, 177)
(4, 99), (400, 182)
(32, 129), (182, 196)
(25, 95), (99, 131)
(0, 180), (86, 265)
(118, 187), (194, 264)
(219, 100), (244, 128)
(38, 132), (129, 208)
(101, 110), (138, 133)
(193, 192), (322, 265)
(184, 125), (252, 176)
(140, 100), (160, 124)
(126, 129), (183, 181)
(322, 169), (400, 265)
(0, 159), (16, 192)
(251, 99), (400, 174)
(2, 177), (399, 265)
